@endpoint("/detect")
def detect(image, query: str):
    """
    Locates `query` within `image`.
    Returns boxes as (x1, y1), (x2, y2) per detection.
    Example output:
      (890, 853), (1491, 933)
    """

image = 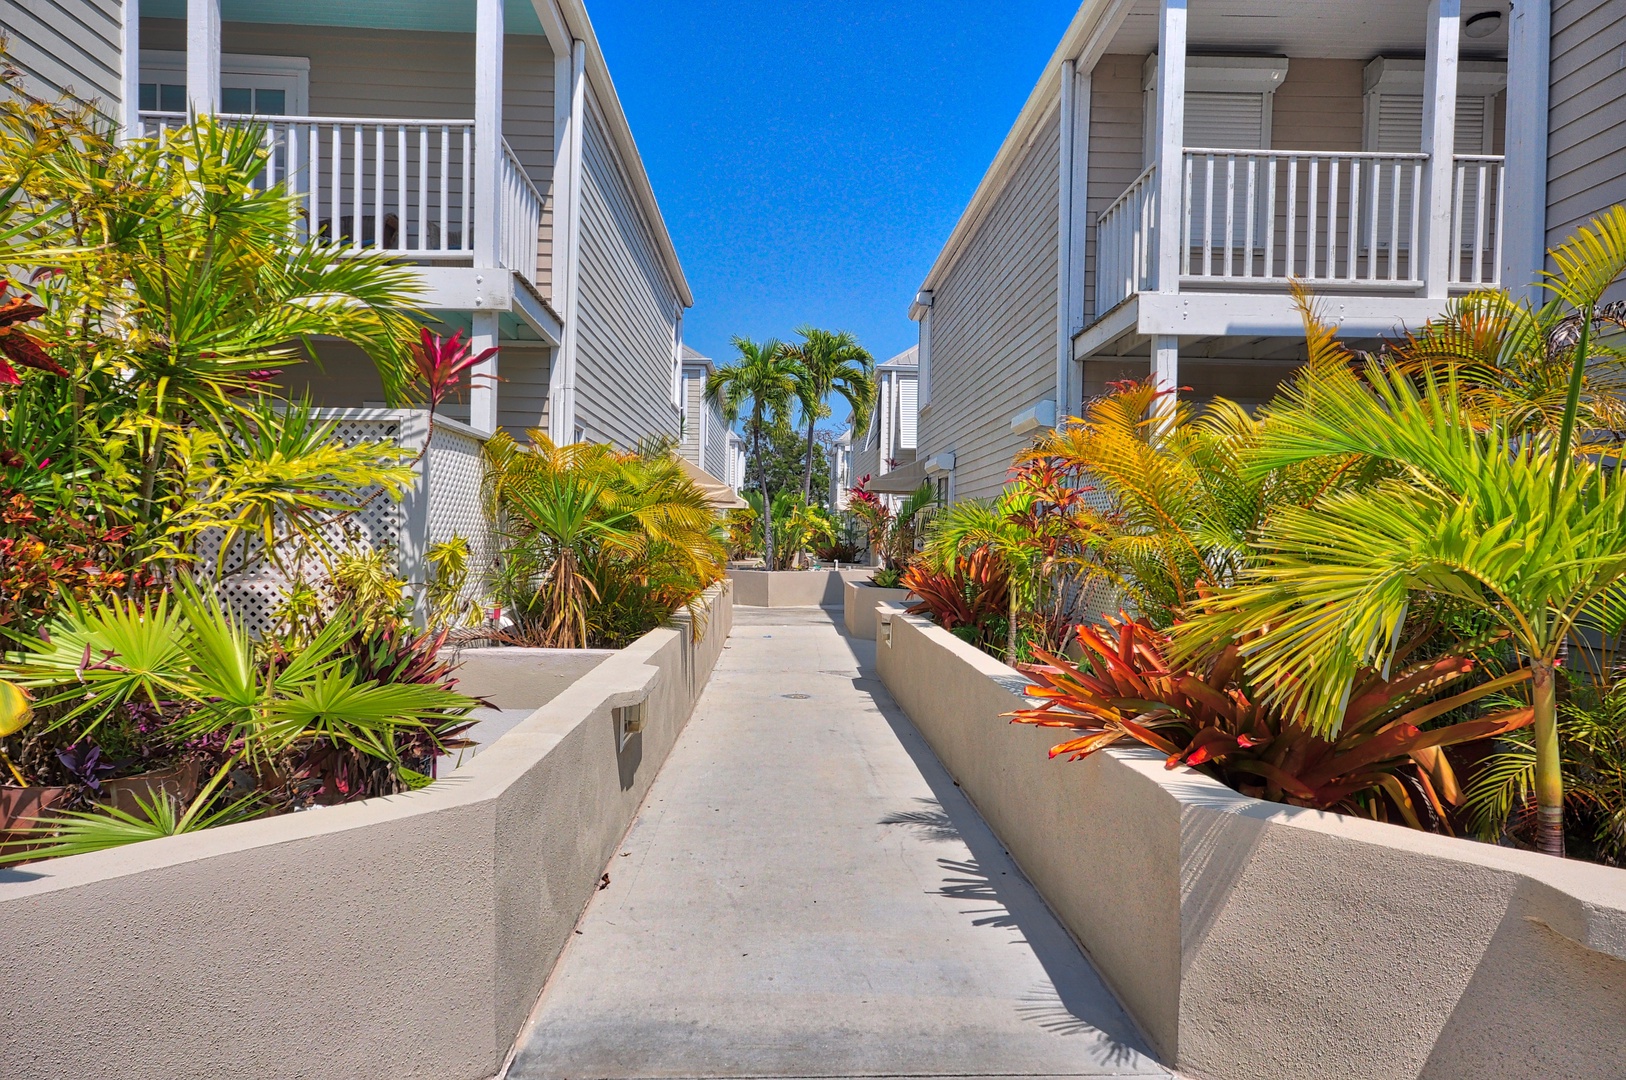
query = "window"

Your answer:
(1144, 56), (1288, 250)
(138, 50), (310, 116)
